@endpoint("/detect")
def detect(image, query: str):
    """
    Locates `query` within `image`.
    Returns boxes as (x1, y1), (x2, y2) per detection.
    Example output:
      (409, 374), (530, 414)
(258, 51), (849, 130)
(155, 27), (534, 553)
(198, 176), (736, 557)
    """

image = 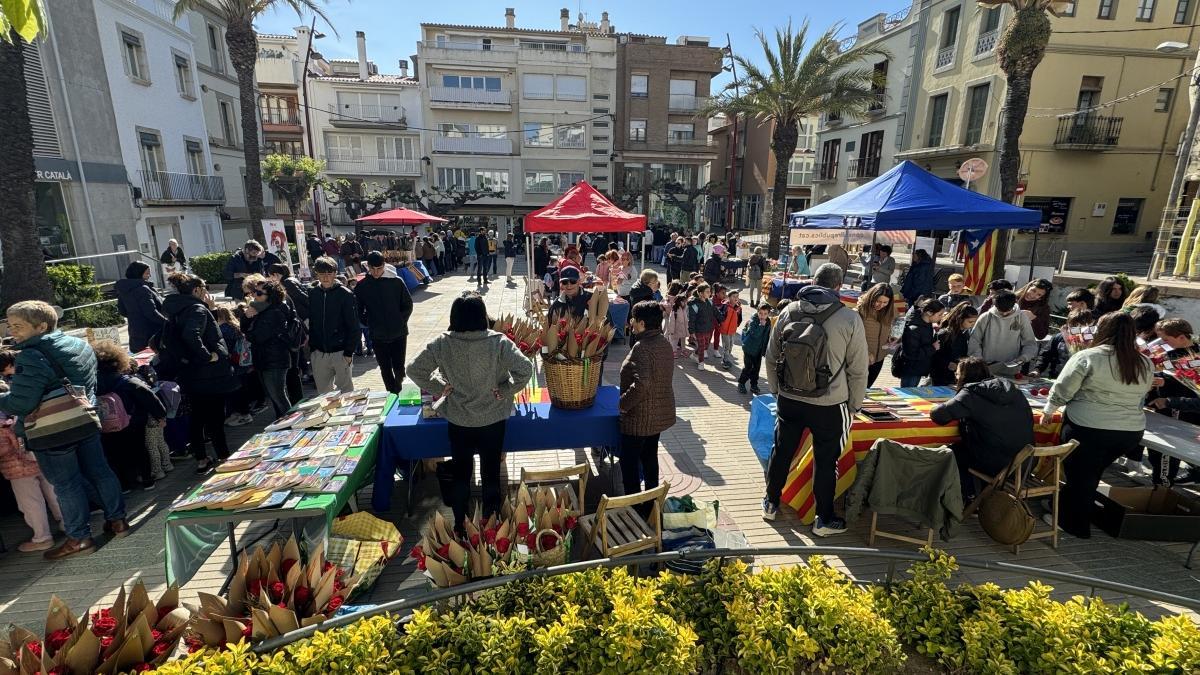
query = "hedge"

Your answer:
(46, 263), (123, 328)
(150, 551), (1200, 675)
(189, 252), (231, 286)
